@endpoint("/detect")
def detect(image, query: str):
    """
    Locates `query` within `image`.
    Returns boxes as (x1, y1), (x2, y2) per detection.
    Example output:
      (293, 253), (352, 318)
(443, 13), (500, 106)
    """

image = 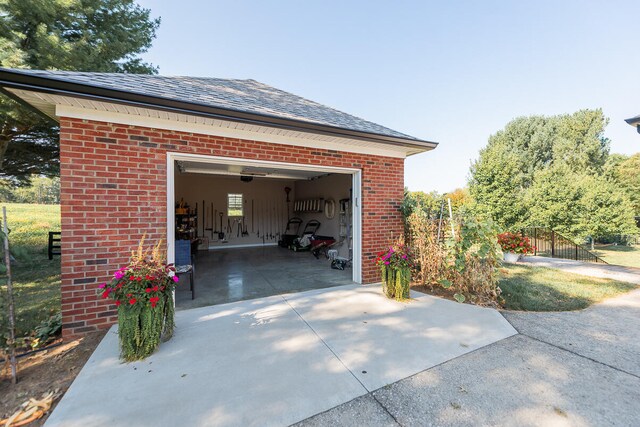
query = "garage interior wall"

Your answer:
(174, 173), (296, 247)
(294, 174), (352, 258)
